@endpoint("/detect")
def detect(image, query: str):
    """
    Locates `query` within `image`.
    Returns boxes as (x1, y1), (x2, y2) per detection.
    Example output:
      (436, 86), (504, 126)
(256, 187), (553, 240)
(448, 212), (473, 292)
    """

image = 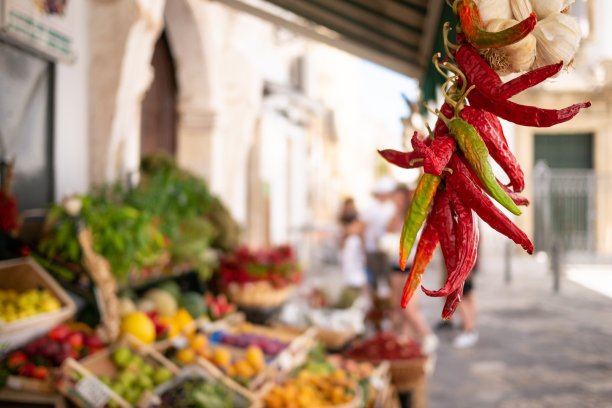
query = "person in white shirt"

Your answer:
(338, 197), (369, 290)
(360, 177), (397, 291)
